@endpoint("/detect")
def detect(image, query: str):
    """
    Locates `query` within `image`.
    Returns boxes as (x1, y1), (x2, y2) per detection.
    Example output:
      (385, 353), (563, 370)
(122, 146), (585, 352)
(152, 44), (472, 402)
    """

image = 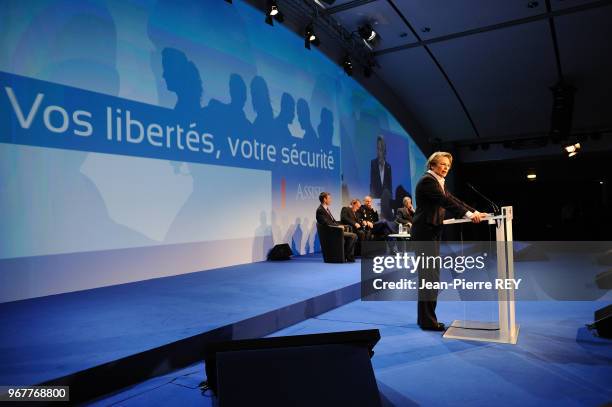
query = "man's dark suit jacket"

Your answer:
(412, 172), (475, 229)
(317, 204), (357, 261)
(395, 207), (414, 225)
(316, 204), (341, 226)
(370, 159), (392, 199)
(340, 207), (364, 229)
(358, 206), (379, 225)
